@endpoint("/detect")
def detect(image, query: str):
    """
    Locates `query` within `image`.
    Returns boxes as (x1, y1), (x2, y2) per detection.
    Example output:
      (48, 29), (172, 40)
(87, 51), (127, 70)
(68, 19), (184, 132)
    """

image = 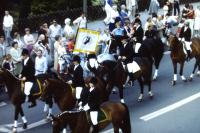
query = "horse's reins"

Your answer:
(57, 110), (83, 118)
